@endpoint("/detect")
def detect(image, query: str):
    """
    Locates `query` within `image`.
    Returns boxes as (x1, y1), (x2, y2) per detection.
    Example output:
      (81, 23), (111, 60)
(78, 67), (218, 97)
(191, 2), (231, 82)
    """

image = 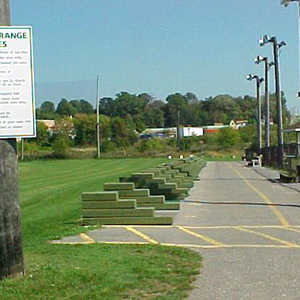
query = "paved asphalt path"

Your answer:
(185, 162), (300, 300)
(54, 162), (300, 299)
